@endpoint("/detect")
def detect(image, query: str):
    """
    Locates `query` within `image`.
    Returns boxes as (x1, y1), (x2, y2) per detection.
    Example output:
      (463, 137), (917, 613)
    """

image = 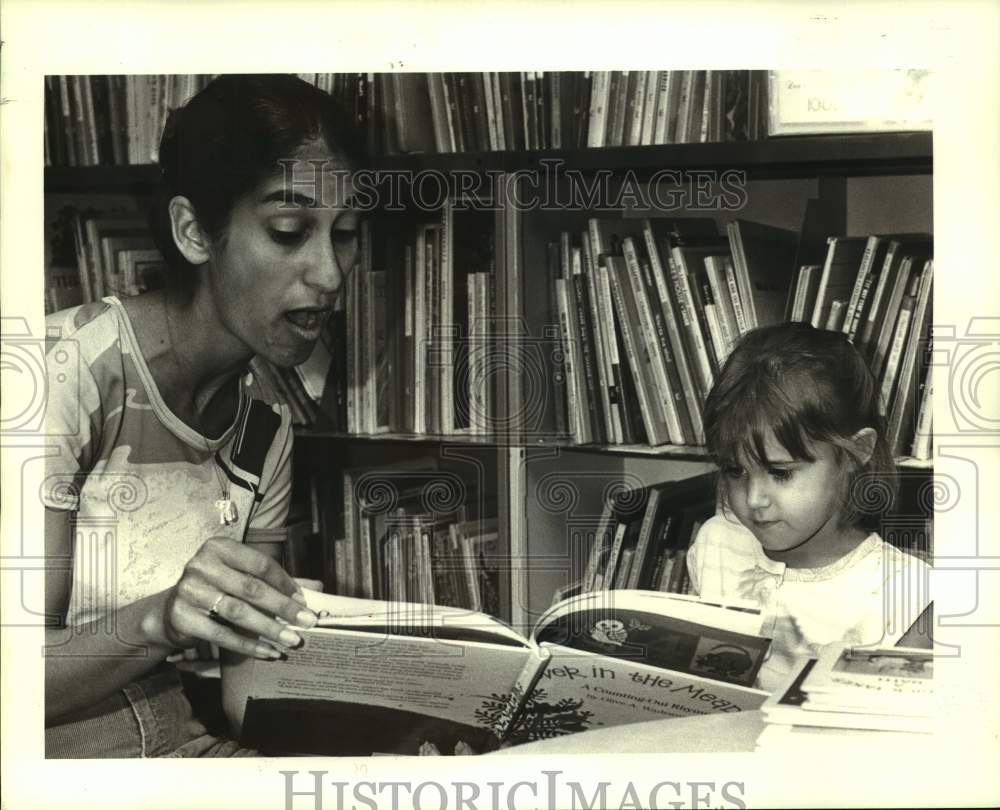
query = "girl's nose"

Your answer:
(745, 476), (771, 510)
